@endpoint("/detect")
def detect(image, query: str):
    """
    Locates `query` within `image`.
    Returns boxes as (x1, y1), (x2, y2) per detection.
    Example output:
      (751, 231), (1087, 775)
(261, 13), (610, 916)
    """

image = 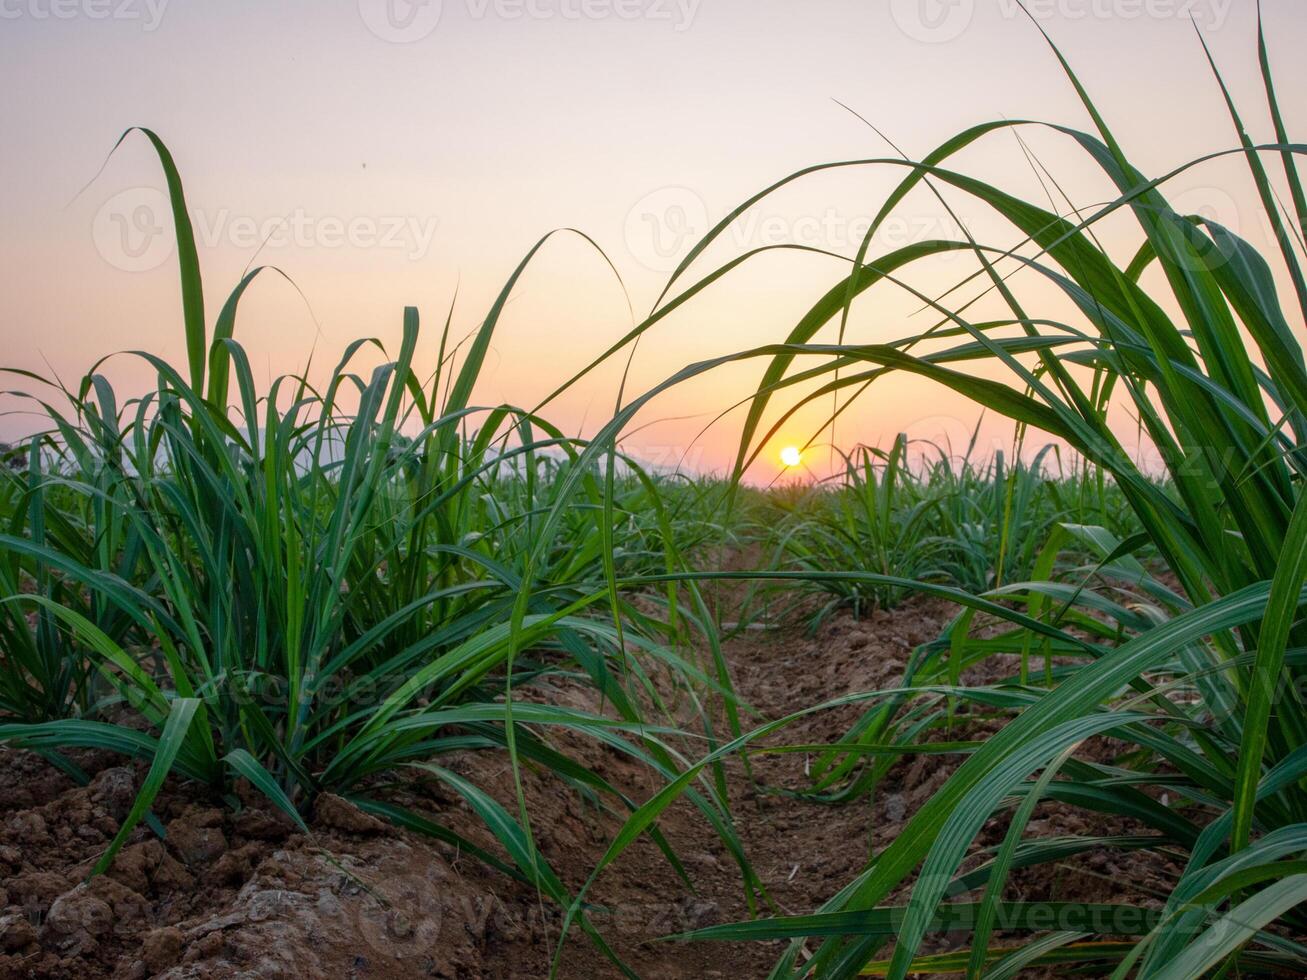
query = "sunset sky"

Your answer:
(3, 0), (1306, 479)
